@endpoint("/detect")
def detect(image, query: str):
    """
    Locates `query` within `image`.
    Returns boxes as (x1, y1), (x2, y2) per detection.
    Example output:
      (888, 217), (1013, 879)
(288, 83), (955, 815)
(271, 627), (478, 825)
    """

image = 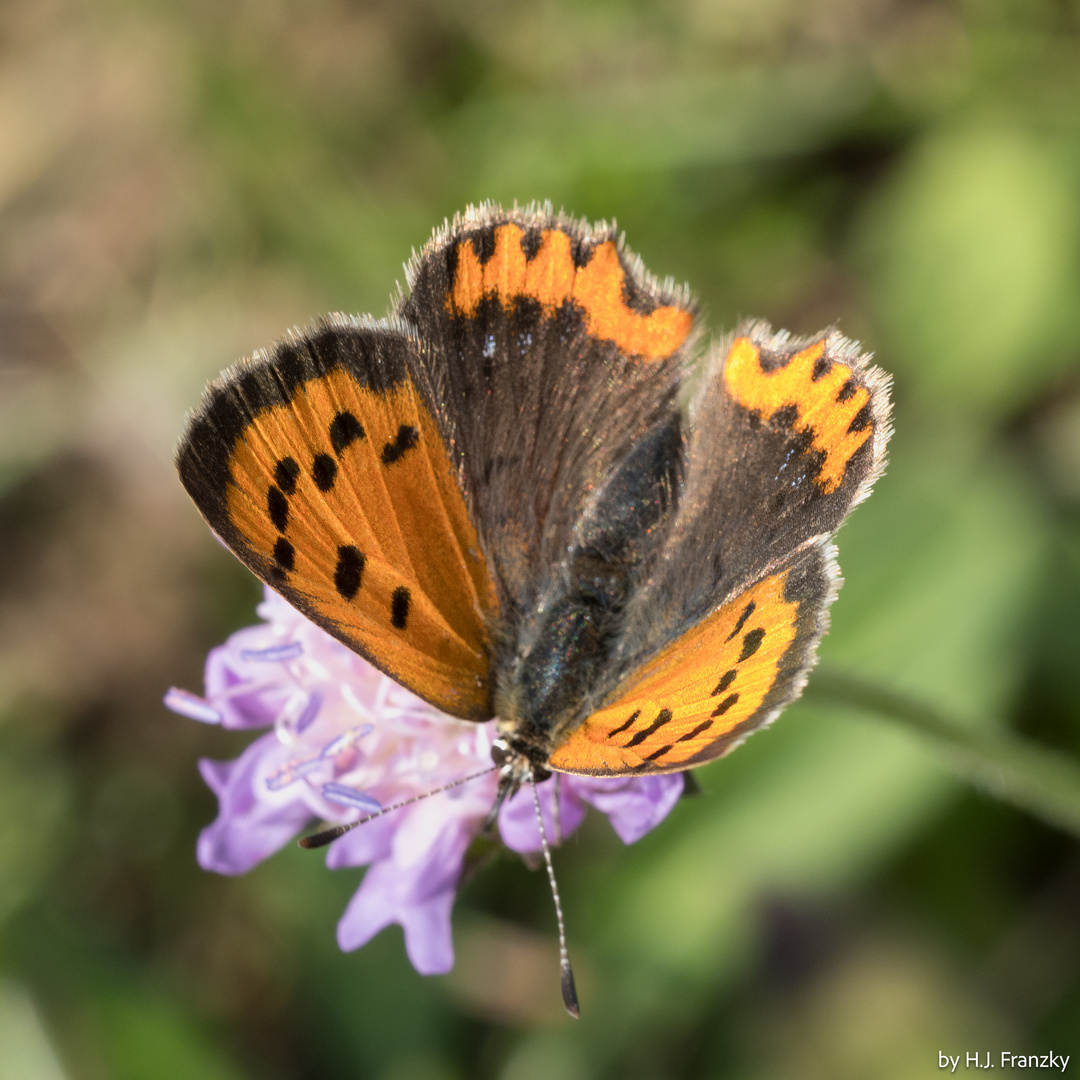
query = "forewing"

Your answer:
(176, 318), (499, 720)
(398, 204), (698, 621)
